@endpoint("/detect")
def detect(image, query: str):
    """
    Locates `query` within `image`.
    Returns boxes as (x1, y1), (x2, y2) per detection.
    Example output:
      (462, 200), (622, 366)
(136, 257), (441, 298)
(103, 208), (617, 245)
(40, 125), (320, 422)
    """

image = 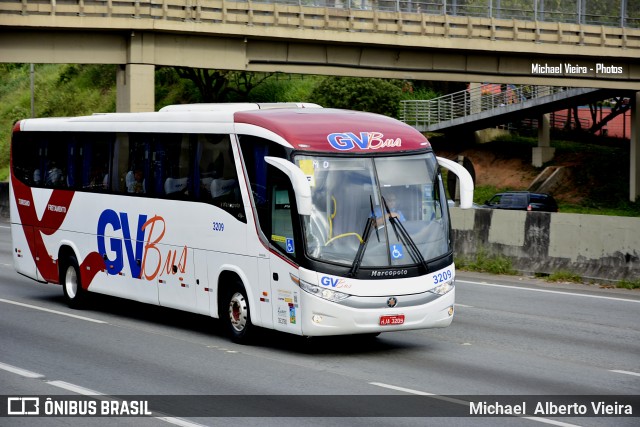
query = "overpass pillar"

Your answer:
(532, 86), (554, 167)
(532, 113), (555, 167)
(631, 91), (640, 202)
(116, 64), (155, 113)
(469, 82), (482, 114)
(116, 32), (155, 112)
